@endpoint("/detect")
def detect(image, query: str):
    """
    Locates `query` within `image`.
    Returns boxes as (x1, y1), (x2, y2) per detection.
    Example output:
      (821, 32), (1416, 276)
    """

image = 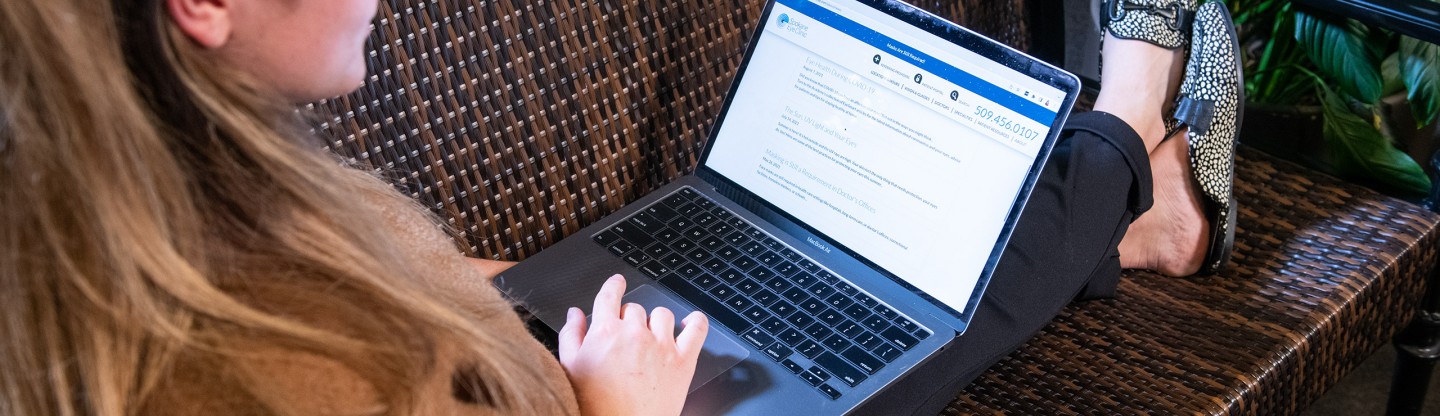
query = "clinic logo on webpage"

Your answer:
(777, 13), (809, 37)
